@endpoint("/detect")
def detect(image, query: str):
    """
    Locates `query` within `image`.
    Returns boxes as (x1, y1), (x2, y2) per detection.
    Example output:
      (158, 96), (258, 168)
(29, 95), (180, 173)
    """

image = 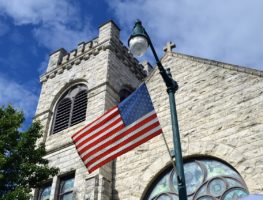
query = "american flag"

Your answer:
(72, 83), (163, 173)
